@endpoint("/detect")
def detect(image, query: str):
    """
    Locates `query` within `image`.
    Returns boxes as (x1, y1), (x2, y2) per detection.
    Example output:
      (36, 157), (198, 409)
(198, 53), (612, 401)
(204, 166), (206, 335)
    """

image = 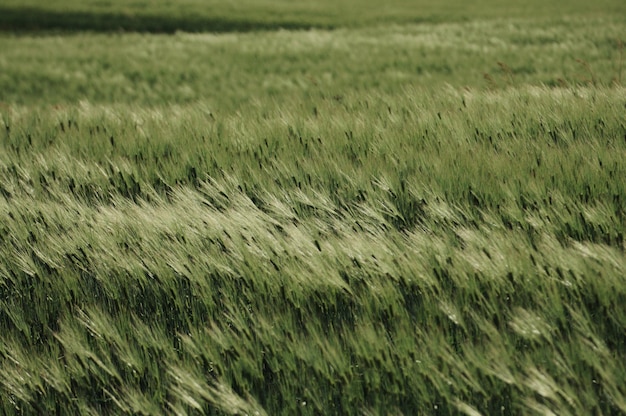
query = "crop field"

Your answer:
(1, 1), (626, 415)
